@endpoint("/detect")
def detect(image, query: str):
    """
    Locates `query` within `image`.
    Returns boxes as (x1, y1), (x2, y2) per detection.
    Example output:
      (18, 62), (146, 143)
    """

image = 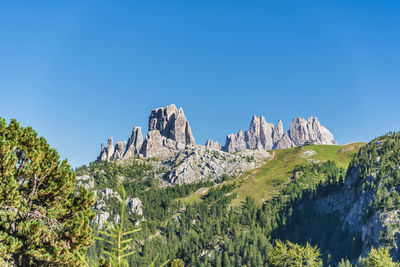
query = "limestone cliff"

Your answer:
(223, 115), (336, 152)
(97, 104), (196, 160)
(97, 105), (337, 160)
